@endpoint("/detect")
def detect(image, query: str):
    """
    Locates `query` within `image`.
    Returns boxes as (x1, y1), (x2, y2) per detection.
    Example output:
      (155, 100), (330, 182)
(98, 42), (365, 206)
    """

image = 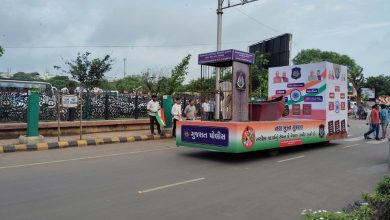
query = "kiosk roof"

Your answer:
(198, 49), (255, 67)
